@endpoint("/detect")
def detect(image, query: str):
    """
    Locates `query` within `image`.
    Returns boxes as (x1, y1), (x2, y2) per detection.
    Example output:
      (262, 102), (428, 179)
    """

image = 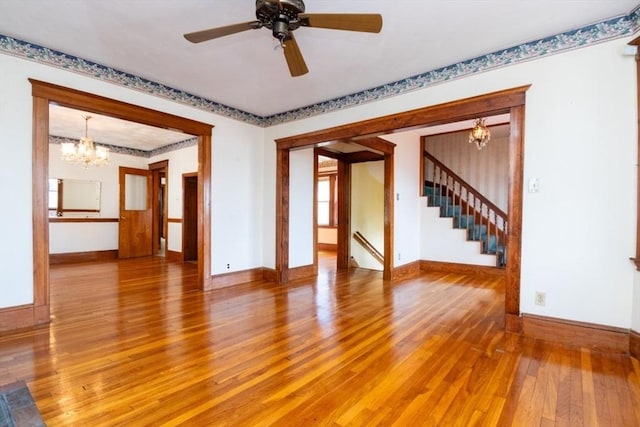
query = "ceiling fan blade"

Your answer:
(283, 33), (308, 77)
(299, 13), (383, 33)
(184, 21), (260, 43)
